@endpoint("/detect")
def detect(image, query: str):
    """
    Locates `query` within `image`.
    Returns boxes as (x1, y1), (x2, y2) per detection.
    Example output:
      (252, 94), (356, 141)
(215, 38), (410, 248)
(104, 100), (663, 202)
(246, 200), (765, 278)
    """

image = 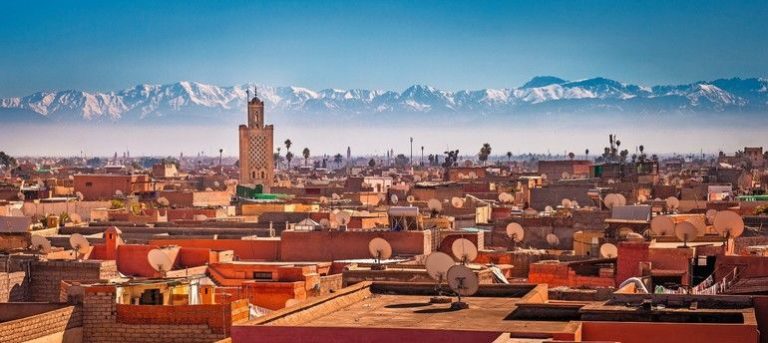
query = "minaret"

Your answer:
(238, 86), (274, 191)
